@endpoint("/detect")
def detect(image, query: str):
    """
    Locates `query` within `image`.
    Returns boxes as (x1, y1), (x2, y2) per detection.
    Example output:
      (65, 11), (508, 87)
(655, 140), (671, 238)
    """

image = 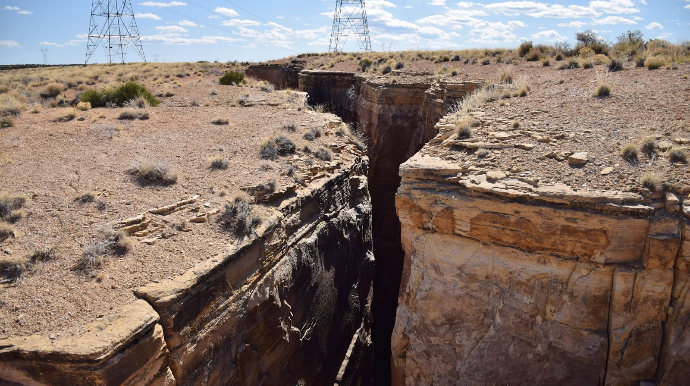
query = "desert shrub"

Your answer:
(621, 143), (639, 163)
(381, 65), (392, 74)
(30, 104), (41, 114)
(0, 86), (7, 94)
(668, 147), (688, 164)
(0, 93), (26, 116)
(559, 59), (580, 70)
(0, 118), (13, 128)
(209, 156), (230, 170)
(303, 127), (321, 141)
(0, 223), (13, 242)
(581, 60), (594, 69)
(512, 119), (520, 128)
(525, 48), (542, 61)
(274, 136), (296, 155)
(0, 256), (27, 281)
(395, 61), (405, 70)
(76, 101), (91, 111)
(0, 193), (25, 220)
(359, 58), (373, 71)
(517, 85), (529, 97)
(283, 124), (297, 132)
(481, 58), (491, 65)
(541, 58), (551, 67)
(518, 41), (533, 57)
(608, 59), (624, 72)
(640, 137), (657, 156)
(641, 174), (663, 192)
(40, 82), (66, 99)
(30, 248), (57, 263)
(118, 108), (148, 120)
(456, 120), (472, 139)
(52, 108), (77, 122)
(635, 57), (646, 67)
(257, 178), (276, 194)
(80, 230), (132, 270)
(575, 30), (608, 54)
(645, 56), (666, 70)
(613, 29), (644, 58)
(260, 140), (278, 160)
(578, 47), (595, 59)
(314, 147), (332, 161)
(594, 83), (611, 97)
(476, 148), (490, 158)
(219, 71), (244, 85)
(74, 191), (97, 204)
(81, 81), (159, 107)
(218, 195), (261, 236)
(212, 118), (229, 125)
(128, 163), (177, 185)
